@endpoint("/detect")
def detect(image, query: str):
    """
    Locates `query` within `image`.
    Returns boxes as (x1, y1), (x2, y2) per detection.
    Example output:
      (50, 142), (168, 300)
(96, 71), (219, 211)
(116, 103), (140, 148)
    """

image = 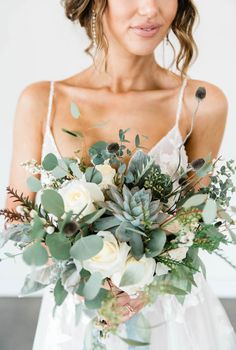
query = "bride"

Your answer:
(6, 0), (236, 349)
